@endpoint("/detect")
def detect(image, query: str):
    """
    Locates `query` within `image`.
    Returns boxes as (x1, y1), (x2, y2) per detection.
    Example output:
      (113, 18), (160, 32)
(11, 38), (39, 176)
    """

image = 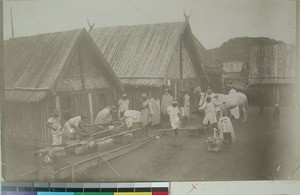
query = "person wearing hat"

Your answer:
(273, 103), (280, 128)
(45, 109), (62, 146)
(167, 100), (181, 138)
(94, 106), (117, 130)
(118, 93), (130, 120)
(141, 93), (153, 137)
(62, 112), (88, 145)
